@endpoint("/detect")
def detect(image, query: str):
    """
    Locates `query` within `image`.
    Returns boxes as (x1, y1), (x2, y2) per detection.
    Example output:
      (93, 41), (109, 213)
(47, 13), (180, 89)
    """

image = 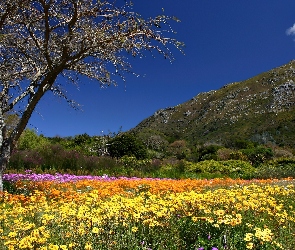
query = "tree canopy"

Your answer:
(0, 0), (183, 191)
